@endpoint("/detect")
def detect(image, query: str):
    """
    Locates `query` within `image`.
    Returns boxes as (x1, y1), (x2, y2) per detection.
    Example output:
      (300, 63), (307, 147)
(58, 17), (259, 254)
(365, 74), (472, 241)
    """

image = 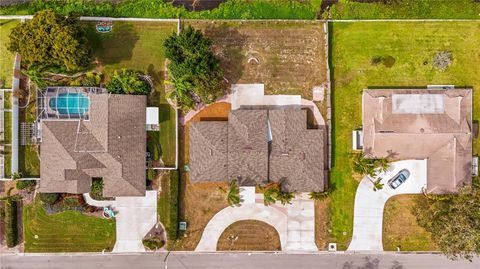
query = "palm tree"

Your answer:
(309, 190), (330, 201)
(276, 191), (295, 205)
(226, 180), (242, 207)
(372, 178), (384, 192)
